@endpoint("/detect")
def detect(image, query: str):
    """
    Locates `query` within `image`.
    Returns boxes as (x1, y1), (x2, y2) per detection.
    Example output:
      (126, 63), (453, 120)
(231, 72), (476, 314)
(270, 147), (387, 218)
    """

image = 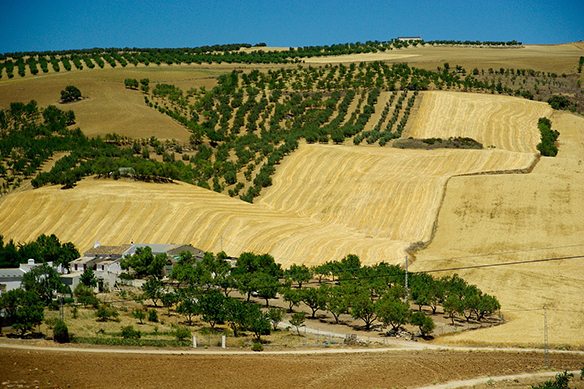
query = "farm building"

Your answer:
(70, 242), (205, 287)
(0, 259), (54, 294)
(397, 36), (422, 41)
